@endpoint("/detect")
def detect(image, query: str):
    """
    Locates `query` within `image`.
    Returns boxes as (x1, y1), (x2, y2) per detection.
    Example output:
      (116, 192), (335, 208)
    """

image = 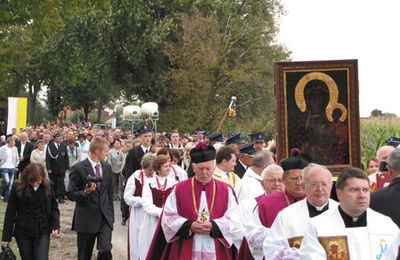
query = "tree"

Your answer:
(371, 109), (383, 117)
(160, 1), (290, 133)
(0, 0), (112, 123)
